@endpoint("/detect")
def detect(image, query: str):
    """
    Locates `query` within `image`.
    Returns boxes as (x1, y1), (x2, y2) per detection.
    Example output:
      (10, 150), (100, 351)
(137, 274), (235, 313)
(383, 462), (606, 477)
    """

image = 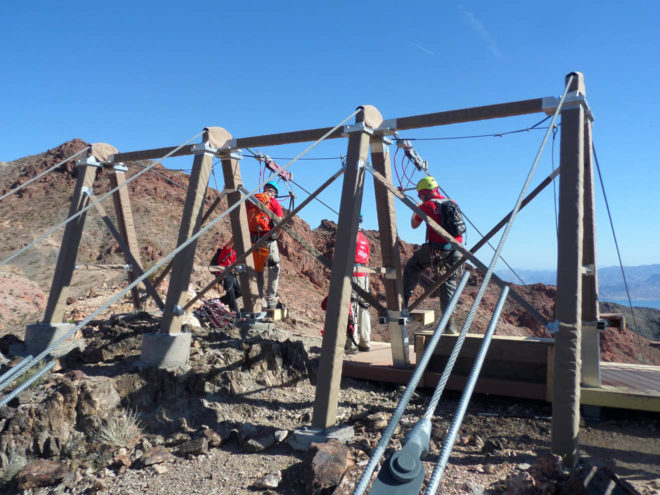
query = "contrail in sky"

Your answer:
(407, 40), (435, 56)
(459, 5), (503, 59)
